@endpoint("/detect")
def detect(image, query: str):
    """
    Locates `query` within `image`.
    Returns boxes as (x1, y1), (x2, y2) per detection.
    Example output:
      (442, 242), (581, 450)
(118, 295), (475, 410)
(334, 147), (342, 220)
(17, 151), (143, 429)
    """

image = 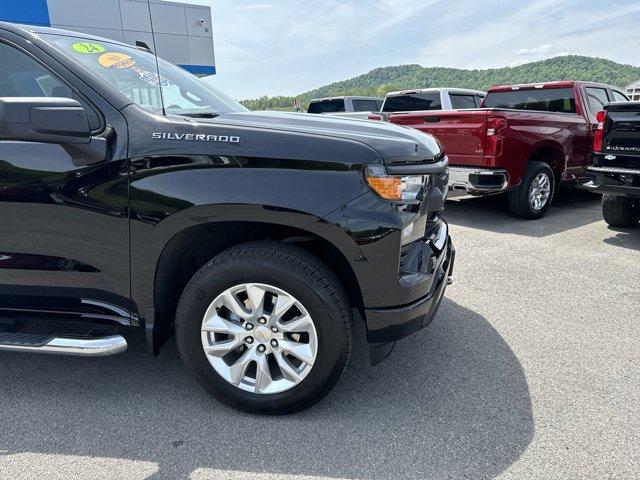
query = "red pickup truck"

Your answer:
(389, 81), (629, 218)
